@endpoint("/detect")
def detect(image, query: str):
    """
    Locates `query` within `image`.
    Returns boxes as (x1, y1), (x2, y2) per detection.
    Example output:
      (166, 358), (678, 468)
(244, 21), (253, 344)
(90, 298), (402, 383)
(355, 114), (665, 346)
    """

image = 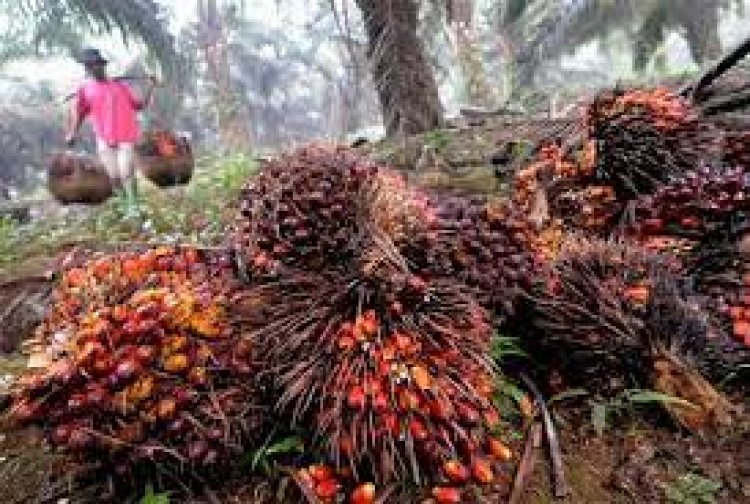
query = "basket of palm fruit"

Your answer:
(136, 130), (194, 187)
(47, 151), (113, 205)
